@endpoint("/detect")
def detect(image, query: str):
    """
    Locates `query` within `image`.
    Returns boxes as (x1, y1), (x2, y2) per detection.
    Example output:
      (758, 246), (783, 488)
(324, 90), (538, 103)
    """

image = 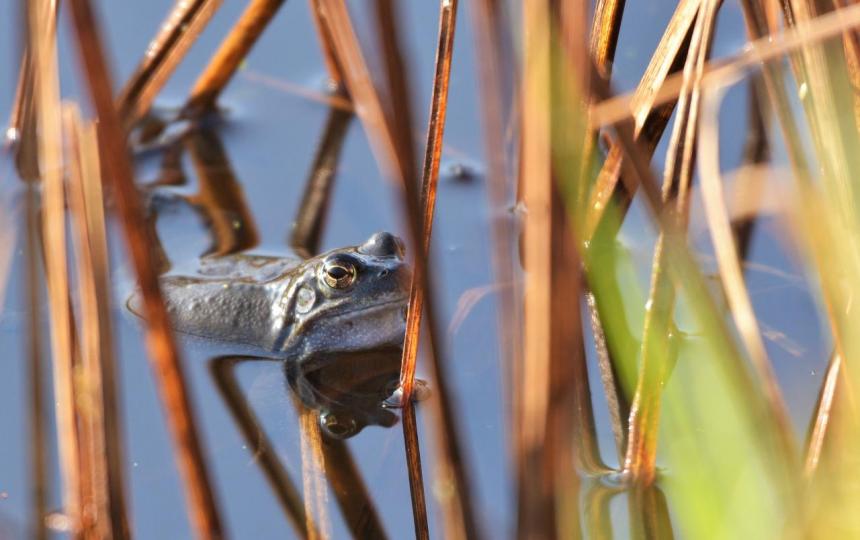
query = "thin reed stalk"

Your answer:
(184, 0), (287, 115)
(586, 289), (629, 462)
(590, 0), (626, 77)
(547, 189), (591, 535)
(65, 104), (131, 539)
(28, 0), (82, 532)
(518, 0), (556, 531)
(591, 2), (860, 130)
(66, 1), (226, 536)
(395, 2), (459, 533)
(402, 402), (429, 540)
(297, 404), (331, 540)
(374, 1), (480, 536)
(9, 49), (39, 181)
(118, 0), (223, 125)
(555, 0), (613, 477)
(583, 0), (698, 243)
(308, 0), (345, 88)
(624, 0), (719, 486)
(24, 183), (49, 540)
(400, 0), (458, 408)
(805, 352), (843, 476)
